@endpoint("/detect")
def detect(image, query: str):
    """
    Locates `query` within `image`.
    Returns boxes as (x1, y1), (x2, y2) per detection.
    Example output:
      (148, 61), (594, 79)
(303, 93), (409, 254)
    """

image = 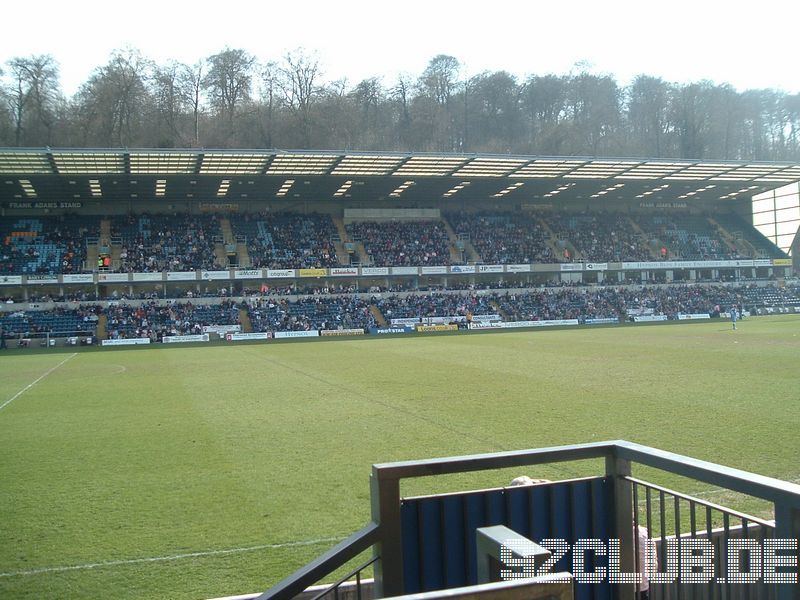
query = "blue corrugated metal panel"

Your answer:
(462, 492), (485, 585)
(419, 497), (444, 591)
(591, 478), (612, 600)
(400, 477), (611, 596)
(441, 495), (466, 588)
(400, 499), (421, 594)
